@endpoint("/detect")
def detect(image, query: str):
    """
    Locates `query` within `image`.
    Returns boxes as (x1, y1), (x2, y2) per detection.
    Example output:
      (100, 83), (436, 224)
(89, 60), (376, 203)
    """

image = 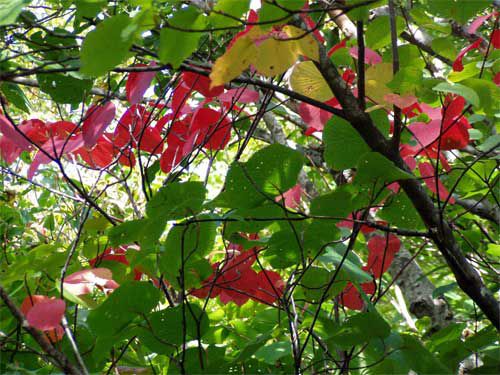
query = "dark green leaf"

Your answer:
(216, 144), (304, 209)
(88, 281), (160, 337)
(37, 73), (93, 104)
(323, 117), (370, 170)
(146, 181), (206, 221)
